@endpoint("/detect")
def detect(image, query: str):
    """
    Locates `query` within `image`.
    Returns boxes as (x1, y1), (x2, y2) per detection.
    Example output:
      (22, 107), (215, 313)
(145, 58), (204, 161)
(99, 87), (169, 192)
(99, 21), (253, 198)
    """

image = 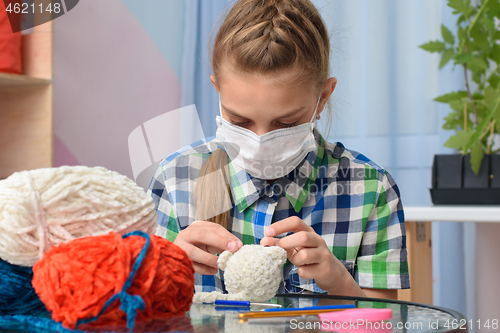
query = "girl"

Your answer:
(148, 0), (409, 299)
